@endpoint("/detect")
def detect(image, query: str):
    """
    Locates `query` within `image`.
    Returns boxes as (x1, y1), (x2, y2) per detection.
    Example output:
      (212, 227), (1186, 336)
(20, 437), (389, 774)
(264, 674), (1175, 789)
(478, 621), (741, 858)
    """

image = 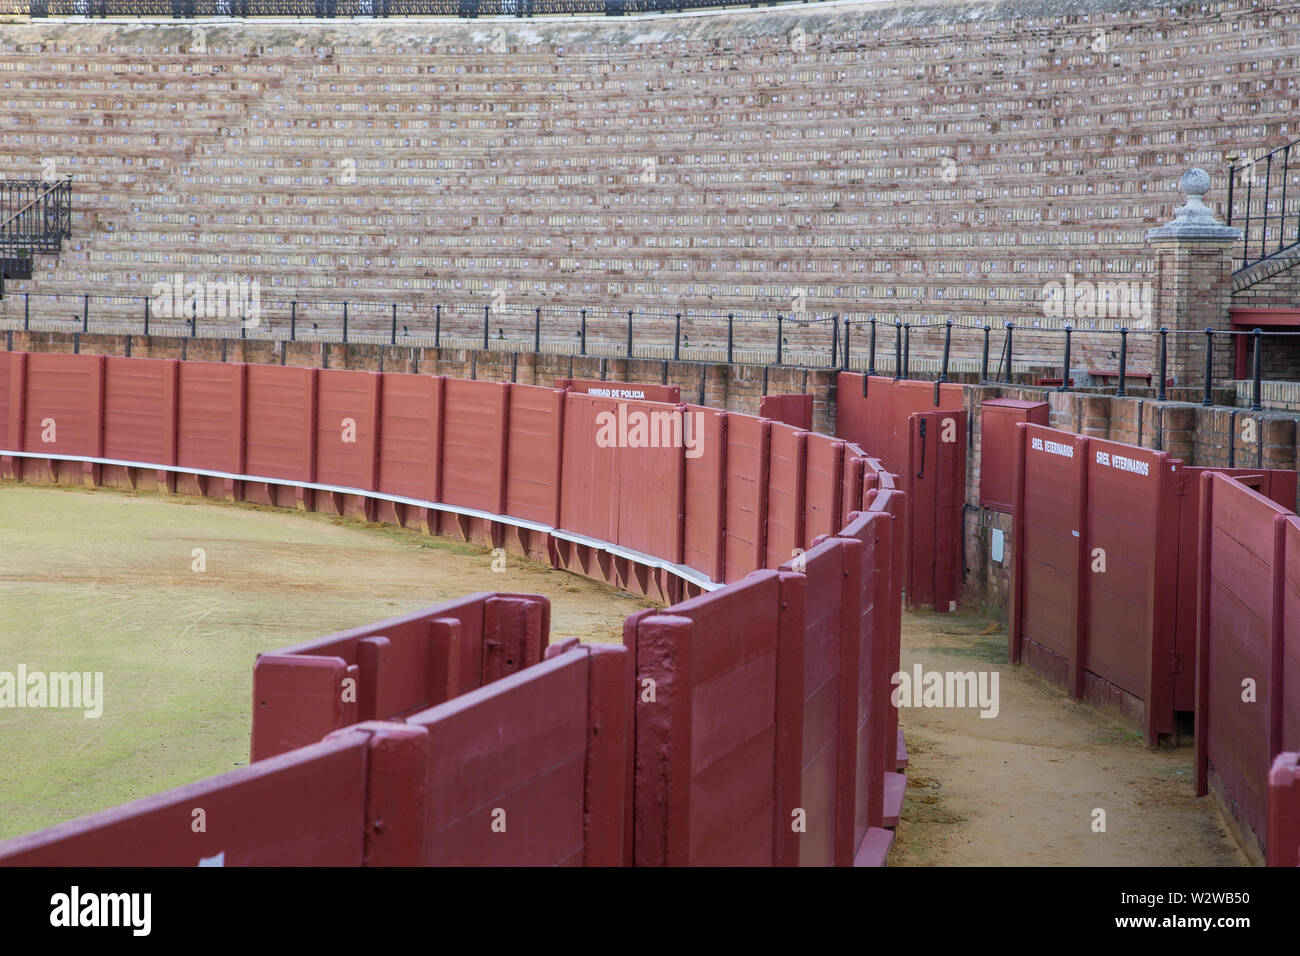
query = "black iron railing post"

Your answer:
(939, 319), (952, 382)
(144, 296), (150, 336)
(1252, 328), (1263, 411)
(893, 320), (902, 380)
(391, 303), (397, 345)
(727, 313), (734, 364)
(580, 309), (587, 355)
(843, 318), (851, 372)
(1060, 324), (1072, 392)
(342, 301), (349, 343)
(1202, 328), (1214, 406)
(674, 313), (681, 360)
(626, 309), (633, 358)
(776, 315), (783, 365)
(290, 301), (297, 341)
(435, 304), (442, 347)
(483, 305), (490, 349)
(534, 307), (541, 353)
(980, 324), (991, 383)
(1117, 327), (1128, 397)
(830, 314), (839, 369)
(1157, 328), (1168, 401)
(902, 323), (911, 380)
(867, 317), (877, 376)
(1003, 322), (1014, 383)
(23, 292), (29, 331)
(1280, 146), (1291, 255)
(82, 294), (88, 333)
